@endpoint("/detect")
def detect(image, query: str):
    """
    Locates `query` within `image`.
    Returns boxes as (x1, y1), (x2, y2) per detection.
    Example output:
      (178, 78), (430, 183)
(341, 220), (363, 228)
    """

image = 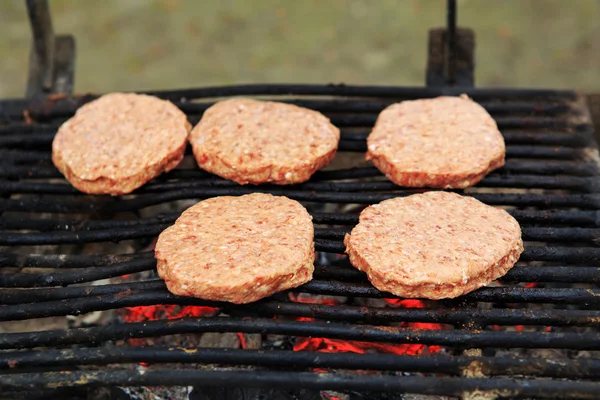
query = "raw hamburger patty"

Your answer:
(344, 191), (523, 299)
(155, 193), (314, 304)
(190, 98), (340, 184)
(52, 93), (190, 195)
(366, 95), (505, 188)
